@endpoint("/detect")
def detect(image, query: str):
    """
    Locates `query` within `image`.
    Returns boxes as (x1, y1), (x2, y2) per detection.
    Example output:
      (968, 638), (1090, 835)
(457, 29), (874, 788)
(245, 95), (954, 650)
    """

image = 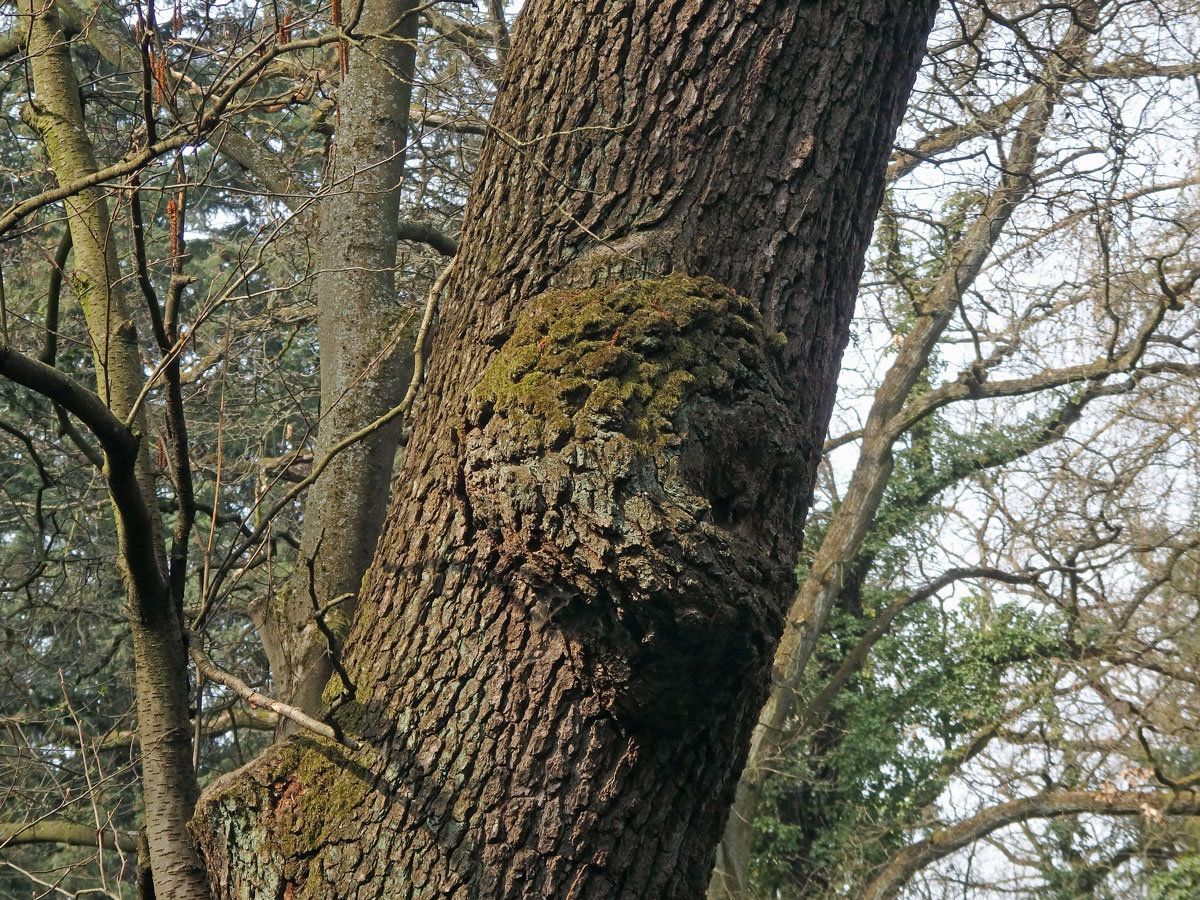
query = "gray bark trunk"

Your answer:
(256, 0), (422, 727)
(193, 2), (939, 897)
